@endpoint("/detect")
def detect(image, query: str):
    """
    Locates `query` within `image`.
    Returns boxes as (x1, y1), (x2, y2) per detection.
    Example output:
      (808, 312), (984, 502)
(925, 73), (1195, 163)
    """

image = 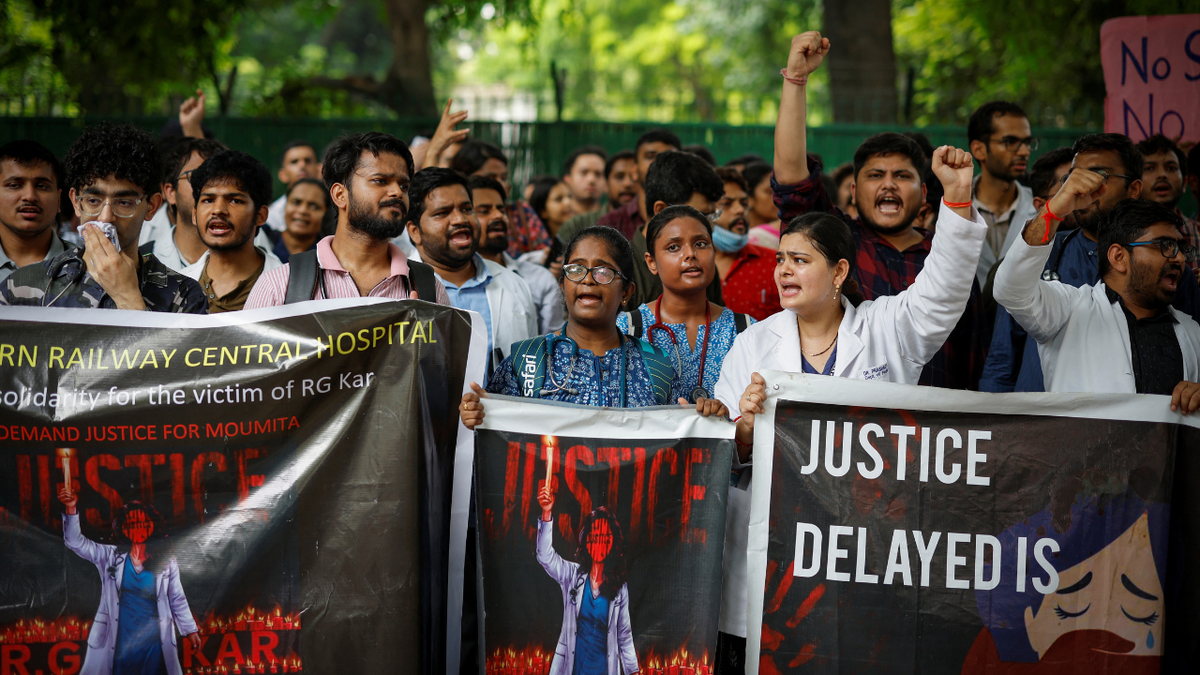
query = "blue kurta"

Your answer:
(618, 305), (751, 395)
(113, 557), (166, 675)
(572, 581), (610, 675)
(489, 334), (686, 407)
